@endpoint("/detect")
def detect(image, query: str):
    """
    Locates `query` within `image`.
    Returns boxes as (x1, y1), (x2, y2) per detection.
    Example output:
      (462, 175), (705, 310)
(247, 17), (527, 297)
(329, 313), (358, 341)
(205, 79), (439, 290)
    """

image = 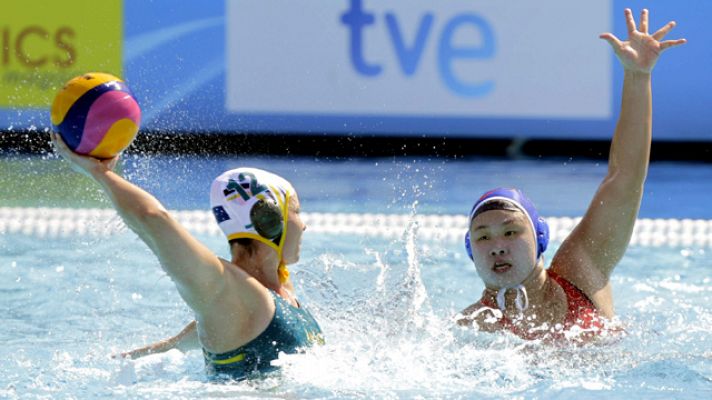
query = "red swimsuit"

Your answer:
(480, 271), (607, 341)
